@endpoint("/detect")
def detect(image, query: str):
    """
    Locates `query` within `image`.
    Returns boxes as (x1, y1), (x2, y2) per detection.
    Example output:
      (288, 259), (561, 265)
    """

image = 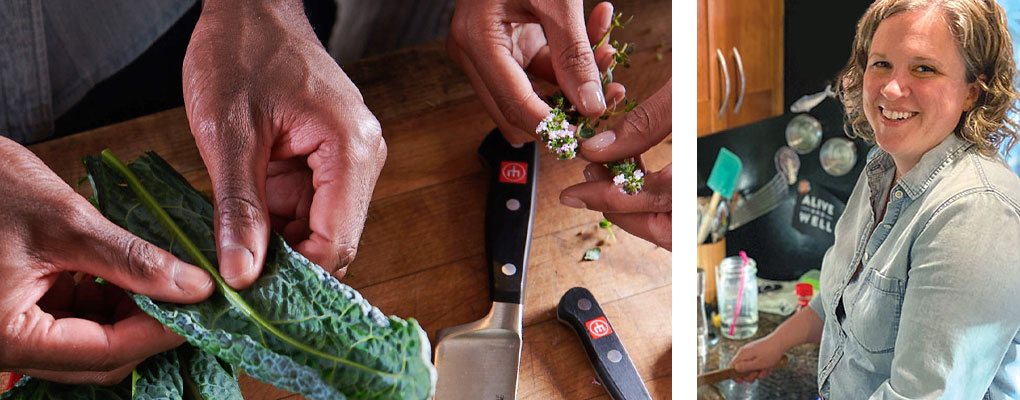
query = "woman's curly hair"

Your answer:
(836, 0), (1020, 156)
